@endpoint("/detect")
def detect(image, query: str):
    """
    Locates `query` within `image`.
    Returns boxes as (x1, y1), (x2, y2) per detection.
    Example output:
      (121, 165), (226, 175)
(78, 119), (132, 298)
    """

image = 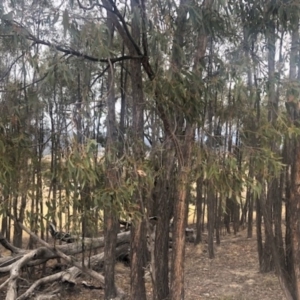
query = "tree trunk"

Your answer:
(129, 0), (147, 297)
(207, 183), (215, 259)
(256, 189), (263, 269)
(285, 148), (294, 282)
(152, 140), (176, 300)
(170, 125), (194, 300)
(224, 197), (231, 234)
(260, 14), (276, 274)
(216, 195), (222, 245)
(103, 7), (119, 299)
(195, 175), (203, 244)
(260, 189), (274, 273)
(285, 10), (300, 298)
(247, 192), (254, 239)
